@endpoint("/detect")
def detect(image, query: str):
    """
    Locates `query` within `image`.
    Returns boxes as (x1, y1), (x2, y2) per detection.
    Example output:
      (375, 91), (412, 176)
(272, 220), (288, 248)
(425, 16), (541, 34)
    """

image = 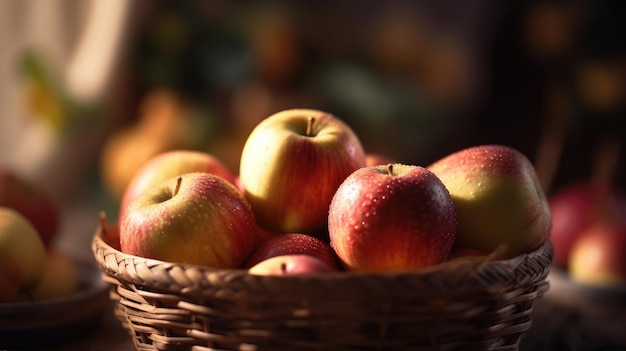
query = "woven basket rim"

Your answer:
(92, 225), (552, 300)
